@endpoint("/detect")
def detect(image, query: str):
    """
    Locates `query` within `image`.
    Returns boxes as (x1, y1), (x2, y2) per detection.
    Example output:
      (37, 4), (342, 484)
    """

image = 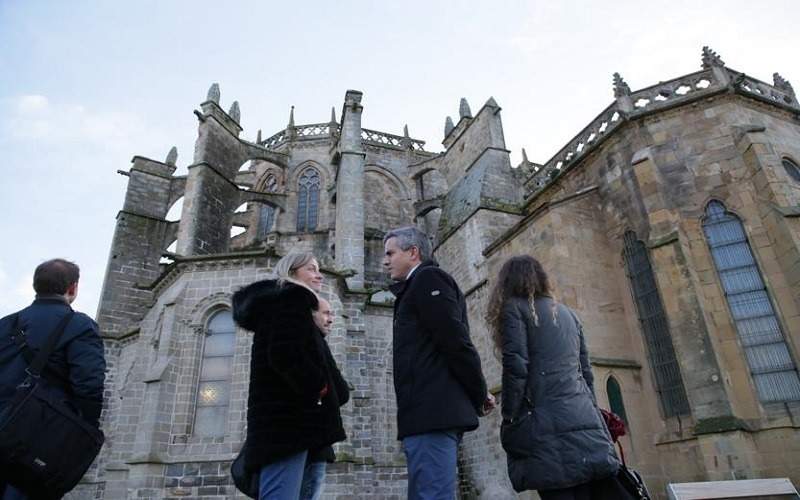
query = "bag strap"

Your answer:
(616, 441), (627, 466)
(12, 313), (76, 389)
(11, 313), (35, 365)
(20, 310), (75, 378)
